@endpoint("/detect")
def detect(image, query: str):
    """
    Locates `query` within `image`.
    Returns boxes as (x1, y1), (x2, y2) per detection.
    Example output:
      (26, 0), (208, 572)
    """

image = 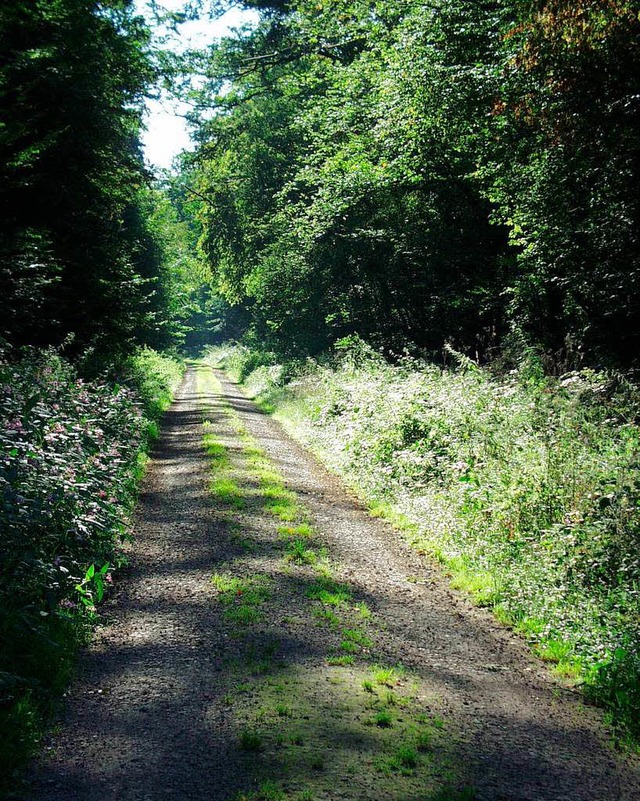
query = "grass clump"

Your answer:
(210, 477), (245, 509)
(211, 573), (272, 625)
(239, 729), (264, 752)
(278, 523), (313, 539)
(285, 539), (317, 565)
(373, 709), (393, 728)
(374, 667), (398, 688)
